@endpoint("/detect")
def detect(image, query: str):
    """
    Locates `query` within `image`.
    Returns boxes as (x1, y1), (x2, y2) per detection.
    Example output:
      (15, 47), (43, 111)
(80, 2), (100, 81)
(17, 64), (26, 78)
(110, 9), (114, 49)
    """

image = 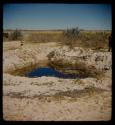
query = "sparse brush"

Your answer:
(27, 32), (63, 43)
(62, 27), (80, 49)
(62, 28), (111, 50)
(5, 29), (111, 50)
(79, 31), (110, 49)
(9, 29), (23, 41)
